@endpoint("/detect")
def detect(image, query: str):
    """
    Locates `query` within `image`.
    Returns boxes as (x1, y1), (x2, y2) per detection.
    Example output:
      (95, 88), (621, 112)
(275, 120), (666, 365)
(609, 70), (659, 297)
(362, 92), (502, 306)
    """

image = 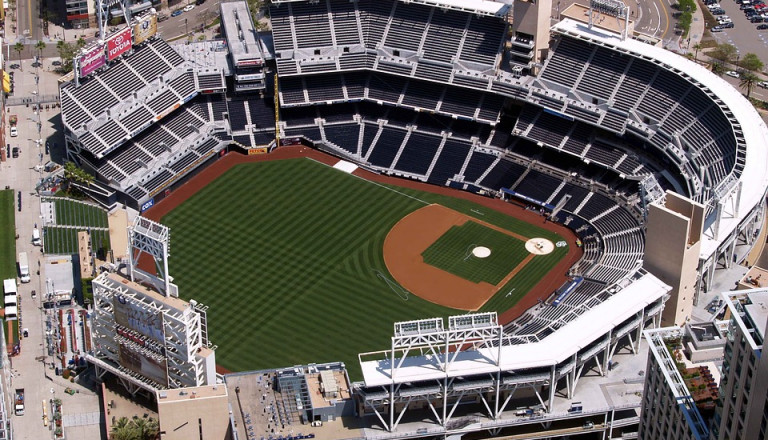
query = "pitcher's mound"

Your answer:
(525, 238), (554, 255)
(472, 246), (491, 258)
